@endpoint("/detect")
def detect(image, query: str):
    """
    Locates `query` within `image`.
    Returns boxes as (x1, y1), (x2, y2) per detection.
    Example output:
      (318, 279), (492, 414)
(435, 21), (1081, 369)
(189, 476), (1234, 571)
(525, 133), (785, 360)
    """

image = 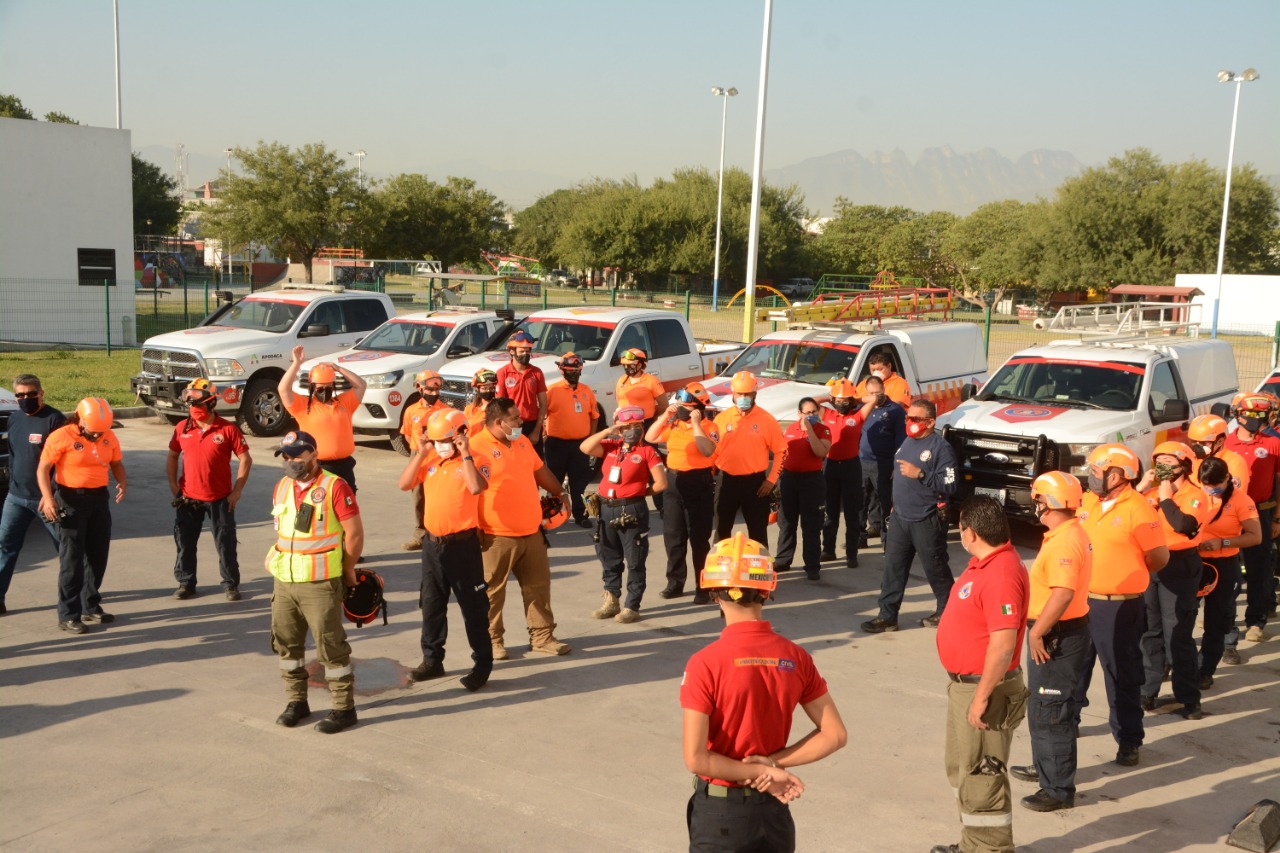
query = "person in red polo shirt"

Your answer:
(932, 497), (1029, 853)
(680, 533), (847, 853)
(776, 398), (831, 580)
(167, 379), (252, 601)
(1225, 395), (1280, 645)
(496, 330), (548, 452)
(820, 379), (876, 568)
